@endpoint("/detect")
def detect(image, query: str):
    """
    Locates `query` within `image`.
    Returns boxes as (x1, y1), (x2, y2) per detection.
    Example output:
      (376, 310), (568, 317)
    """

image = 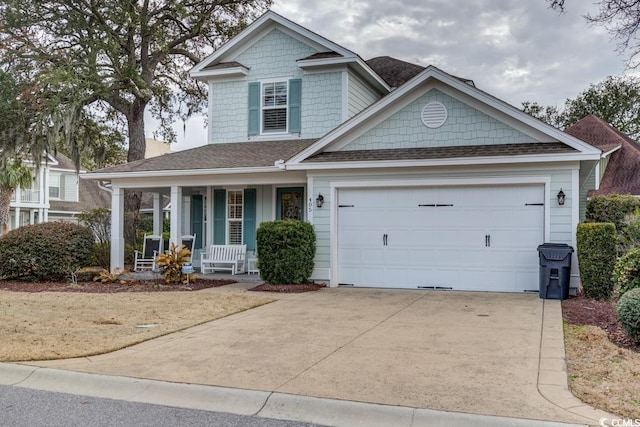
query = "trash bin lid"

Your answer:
(537, 243), (574, 260)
